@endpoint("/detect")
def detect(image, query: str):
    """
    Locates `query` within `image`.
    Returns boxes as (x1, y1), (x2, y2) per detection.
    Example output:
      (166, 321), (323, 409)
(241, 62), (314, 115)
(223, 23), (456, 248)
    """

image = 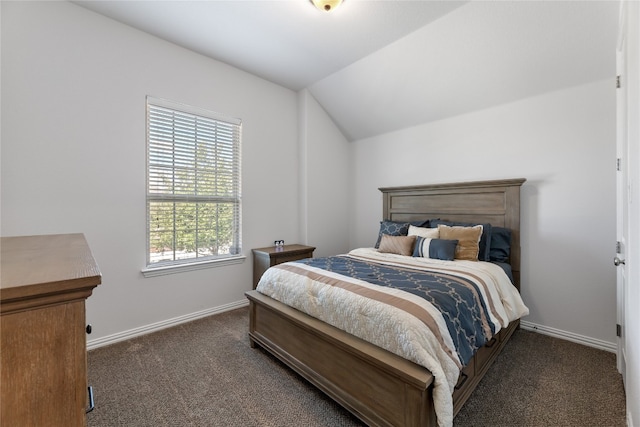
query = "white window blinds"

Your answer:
(146, 97), (242, 268)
